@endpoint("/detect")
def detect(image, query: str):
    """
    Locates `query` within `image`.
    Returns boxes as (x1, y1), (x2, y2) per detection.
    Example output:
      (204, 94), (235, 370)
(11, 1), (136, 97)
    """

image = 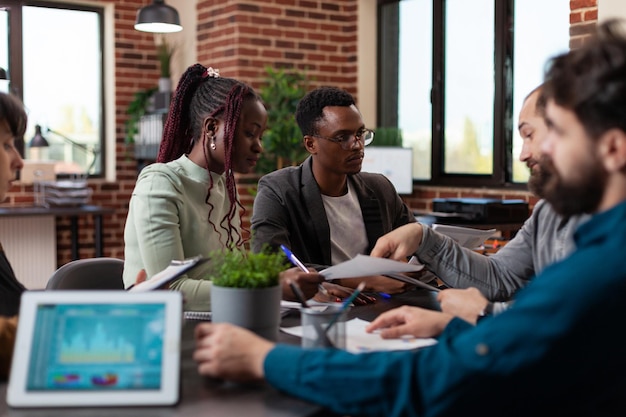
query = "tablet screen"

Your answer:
(27, 303), (166, 391)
